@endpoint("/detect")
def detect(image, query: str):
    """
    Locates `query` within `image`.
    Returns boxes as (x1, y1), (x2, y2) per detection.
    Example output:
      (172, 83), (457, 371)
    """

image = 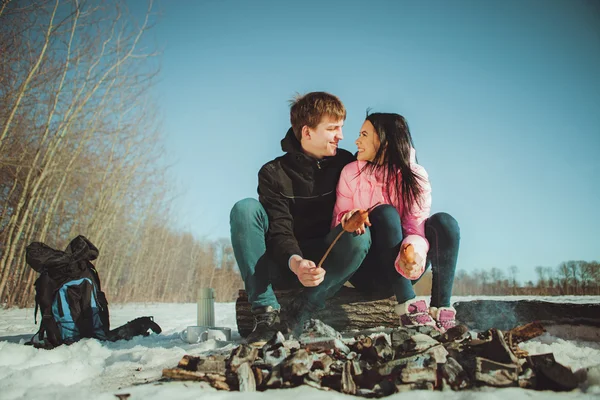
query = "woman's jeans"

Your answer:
(230, 198), (371, 312)
(348, 205), (460, 307)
